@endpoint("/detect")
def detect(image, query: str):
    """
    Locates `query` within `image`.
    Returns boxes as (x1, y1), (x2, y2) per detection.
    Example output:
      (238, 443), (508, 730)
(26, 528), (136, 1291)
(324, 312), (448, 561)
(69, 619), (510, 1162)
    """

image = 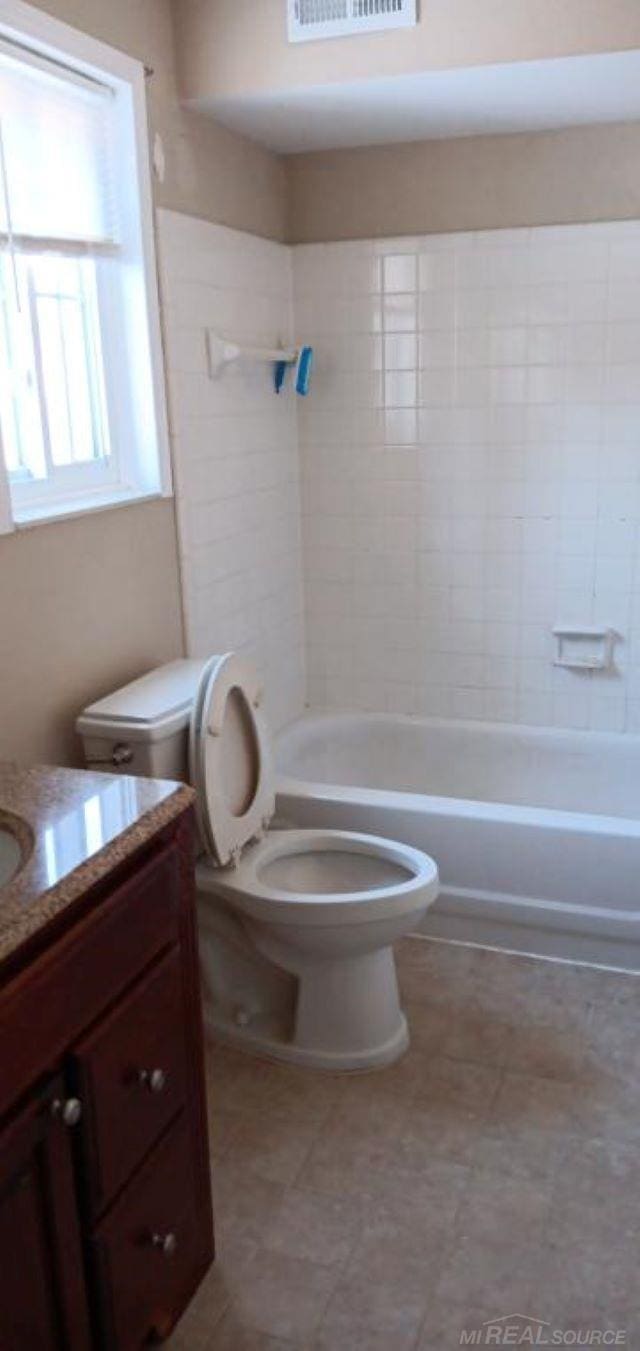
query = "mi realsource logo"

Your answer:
(459, 1317), (628, 1346)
